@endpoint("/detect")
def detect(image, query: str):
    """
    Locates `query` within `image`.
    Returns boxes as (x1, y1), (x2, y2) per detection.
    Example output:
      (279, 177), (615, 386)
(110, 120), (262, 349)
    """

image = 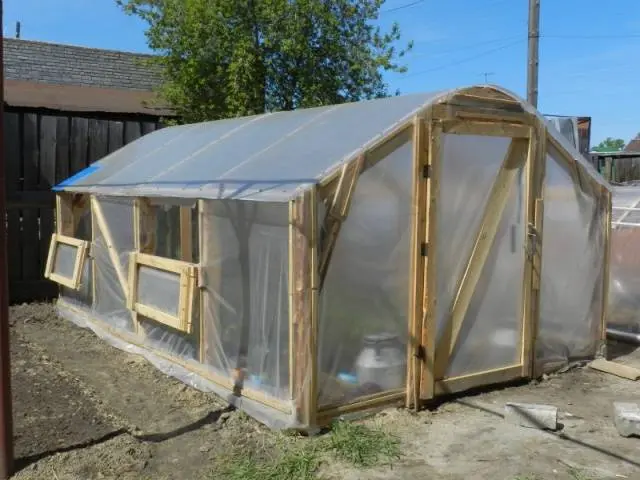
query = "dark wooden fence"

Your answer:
(4, 108), (162, 303)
